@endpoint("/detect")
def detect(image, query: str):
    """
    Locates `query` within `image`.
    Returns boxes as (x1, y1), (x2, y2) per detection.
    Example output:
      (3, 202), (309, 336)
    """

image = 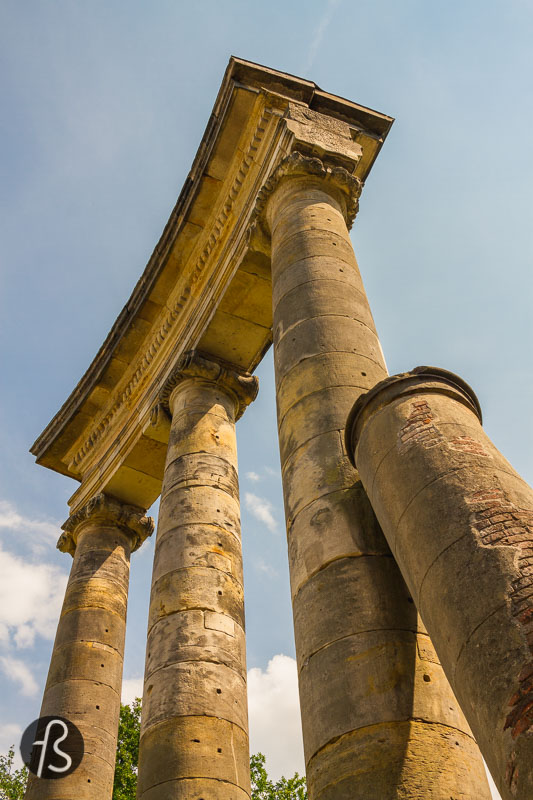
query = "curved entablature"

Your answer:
(30, 56), (393, 513)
